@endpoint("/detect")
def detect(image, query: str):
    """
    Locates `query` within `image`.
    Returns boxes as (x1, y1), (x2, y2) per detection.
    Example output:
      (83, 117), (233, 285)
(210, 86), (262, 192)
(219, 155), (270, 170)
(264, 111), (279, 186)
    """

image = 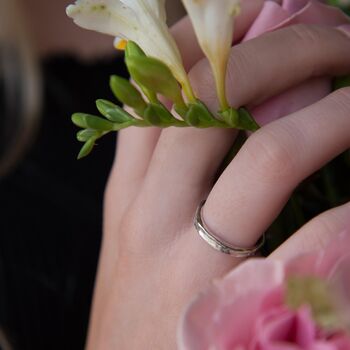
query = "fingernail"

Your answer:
(337, 24), (350, 37)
